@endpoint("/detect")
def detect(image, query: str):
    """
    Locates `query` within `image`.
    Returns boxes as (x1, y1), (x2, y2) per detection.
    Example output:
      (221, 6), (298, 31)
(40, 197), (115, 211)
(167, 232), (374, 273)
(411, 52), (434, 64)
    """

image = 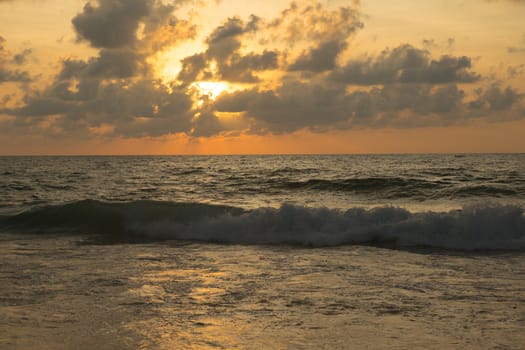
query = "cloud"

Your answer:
(288, 40), (345, 72)
(469, 84), (523, 111)
(2, 0), (197, 138)
(12, 48), (32, 65)
(9, 78), (194, 137)
(2, 0), (525, 140)
(507, 33), (525, 53)
(72, 0), (195, 49)
(219, 50), (279, 83)
(507, 47), (525, 53)
(179, 2), (362, 82)
(0, 66), (31, 83)
(86, 49), (149, 78)
(213, 81), (475, 133)
(507, 64), (524, 78)
(279, 4), (362, 72)
(0, 36), (32, 83)
(268, 3), (361, 45)
(331, 44), (480, 85)
(72, 0), (151, 48)
(176, 15), (278, 83)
